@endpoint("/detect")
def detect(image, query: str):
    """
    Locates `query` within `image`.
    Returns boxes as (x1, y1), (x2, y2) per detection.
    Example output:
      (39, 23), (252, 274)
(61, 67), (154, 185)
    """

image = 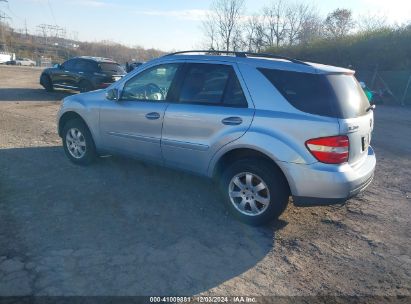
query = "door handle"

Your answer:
(222, 116), (243, 125)
(145, 112), (161, 120)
